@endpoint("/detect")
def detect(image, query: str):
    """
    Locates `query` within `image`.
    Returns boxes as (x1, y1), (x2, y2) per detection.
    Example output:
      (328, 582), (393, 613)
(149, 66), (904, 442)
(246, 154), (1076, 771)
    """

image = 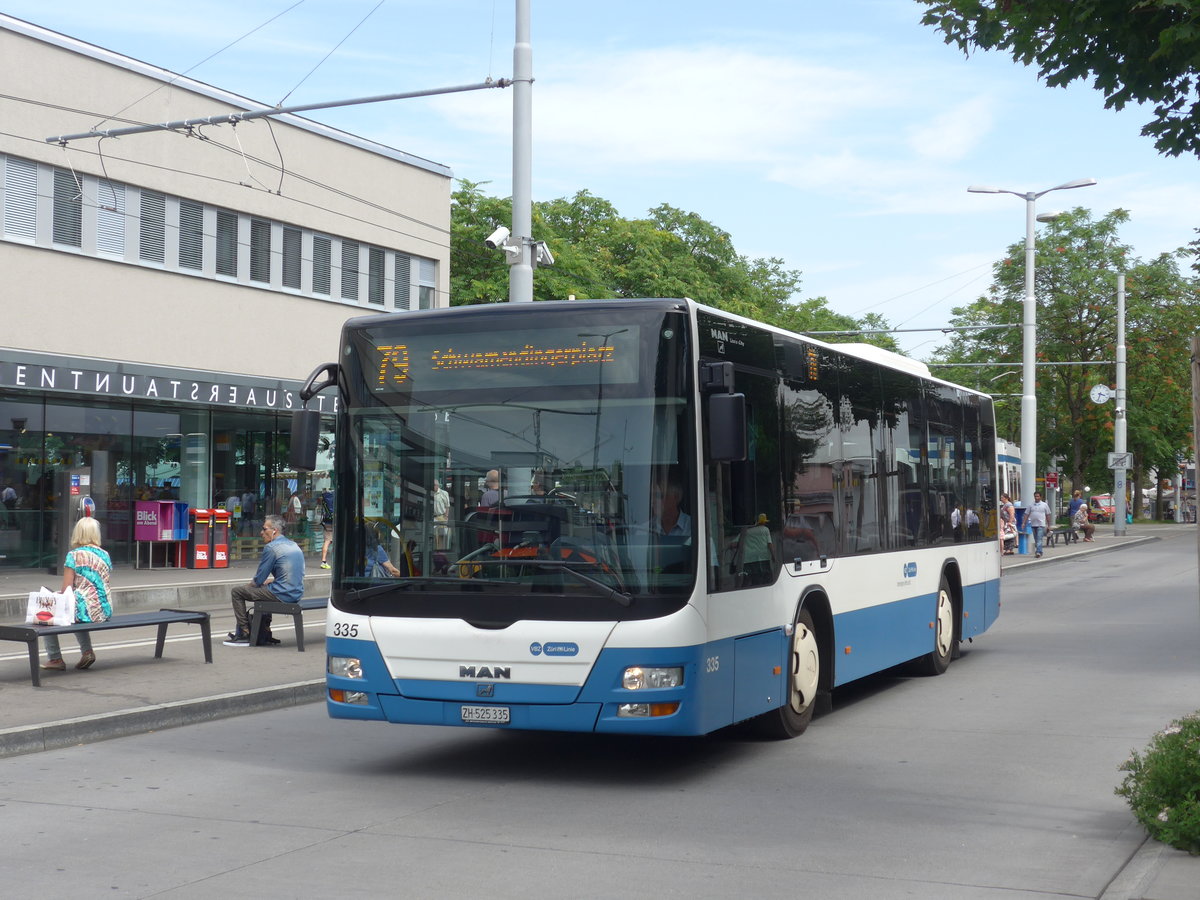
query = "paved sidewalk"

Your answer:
(1, 524), (1196, 898)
